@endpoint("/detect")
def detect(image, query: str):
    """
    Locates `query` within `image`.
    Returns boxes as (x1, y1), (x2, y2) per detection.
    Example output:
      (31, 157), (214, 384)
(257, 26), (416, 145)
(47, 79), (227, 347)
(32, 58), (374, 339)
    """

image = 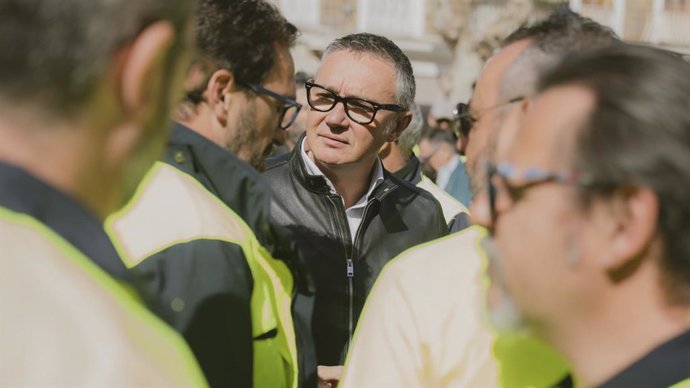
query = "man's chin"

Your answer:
(488, 293), (527, 334)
